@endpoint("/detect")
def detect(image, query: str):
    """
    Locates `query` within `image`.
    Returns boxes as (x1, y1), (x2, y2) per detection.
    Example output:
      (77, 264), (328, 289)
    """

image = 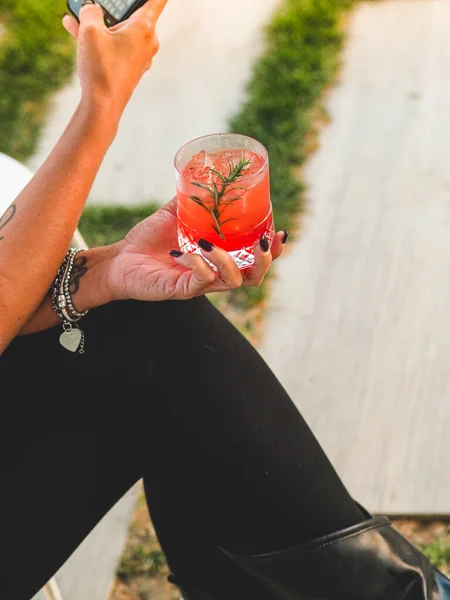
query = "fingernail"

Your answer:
(62, 11), (69, 18)
(198, 238), (214, 252)
(169, 249), (183, 258)
(81, 0), (96, 6)
(282, 229), (289, 244)
(260, 234), (270, 253)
